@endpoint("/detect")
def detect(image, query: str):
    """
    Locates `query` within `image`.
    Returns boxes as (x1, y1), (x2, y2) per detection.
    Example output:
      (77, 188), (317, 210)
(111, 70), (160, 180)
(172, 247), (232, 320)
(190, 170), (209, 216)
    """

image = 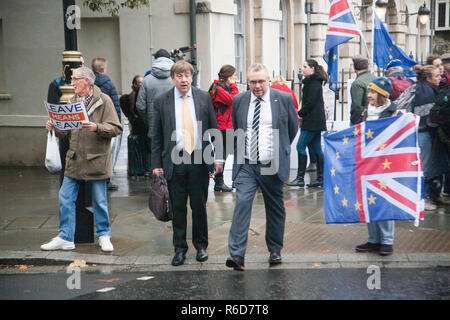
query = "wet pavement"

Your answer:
(0, 123), (449, 270)
(1, 267), (448, 300)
